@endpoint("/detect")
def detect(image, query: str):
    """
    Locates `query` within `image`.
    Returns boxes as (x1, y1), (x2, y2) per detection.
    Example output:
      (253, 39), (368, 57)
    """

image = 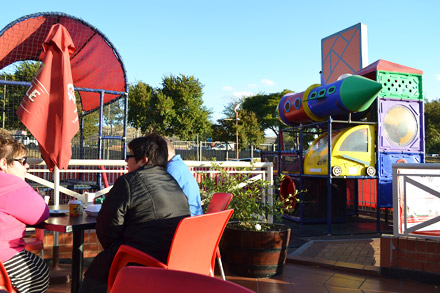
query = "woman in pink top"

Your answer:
(0, 135), (49, 292)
